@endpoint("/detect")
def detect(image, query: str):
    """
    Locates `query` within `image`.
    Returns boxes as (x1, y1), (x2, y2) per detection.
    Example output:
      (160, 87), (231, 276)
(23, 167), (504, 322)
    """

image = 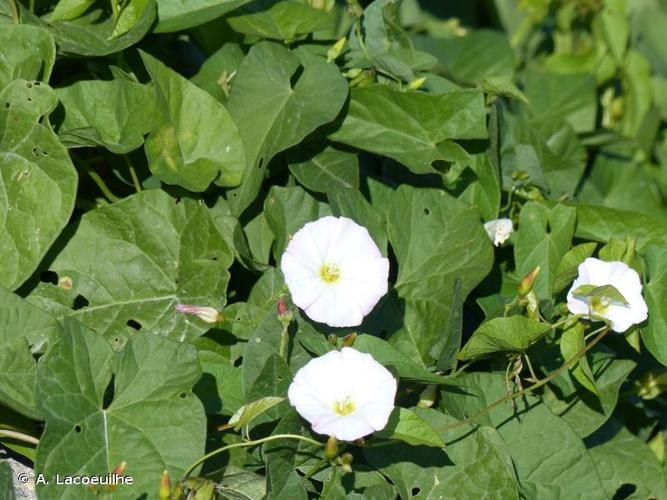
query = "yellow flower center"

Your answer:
(333, 396), (355, 416)
(320, 262), (341, 284)
(590, 296), (610, 314)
